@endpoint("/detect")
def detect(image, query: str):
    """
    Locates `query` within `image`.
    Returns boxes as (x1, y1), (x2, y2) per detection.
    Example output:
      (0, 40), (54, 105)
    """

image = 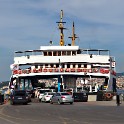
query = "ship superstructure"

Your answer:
(10, 10), (116, 92)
